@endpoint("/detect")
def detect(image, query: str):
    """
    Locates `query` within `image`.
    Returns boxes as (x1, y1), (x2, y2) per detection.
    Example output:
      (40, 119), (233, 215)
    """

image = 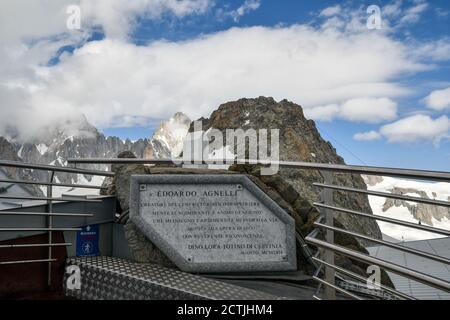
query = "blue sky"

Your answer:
(107, 0), (450, 170)
(1, 0), (449, 171)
